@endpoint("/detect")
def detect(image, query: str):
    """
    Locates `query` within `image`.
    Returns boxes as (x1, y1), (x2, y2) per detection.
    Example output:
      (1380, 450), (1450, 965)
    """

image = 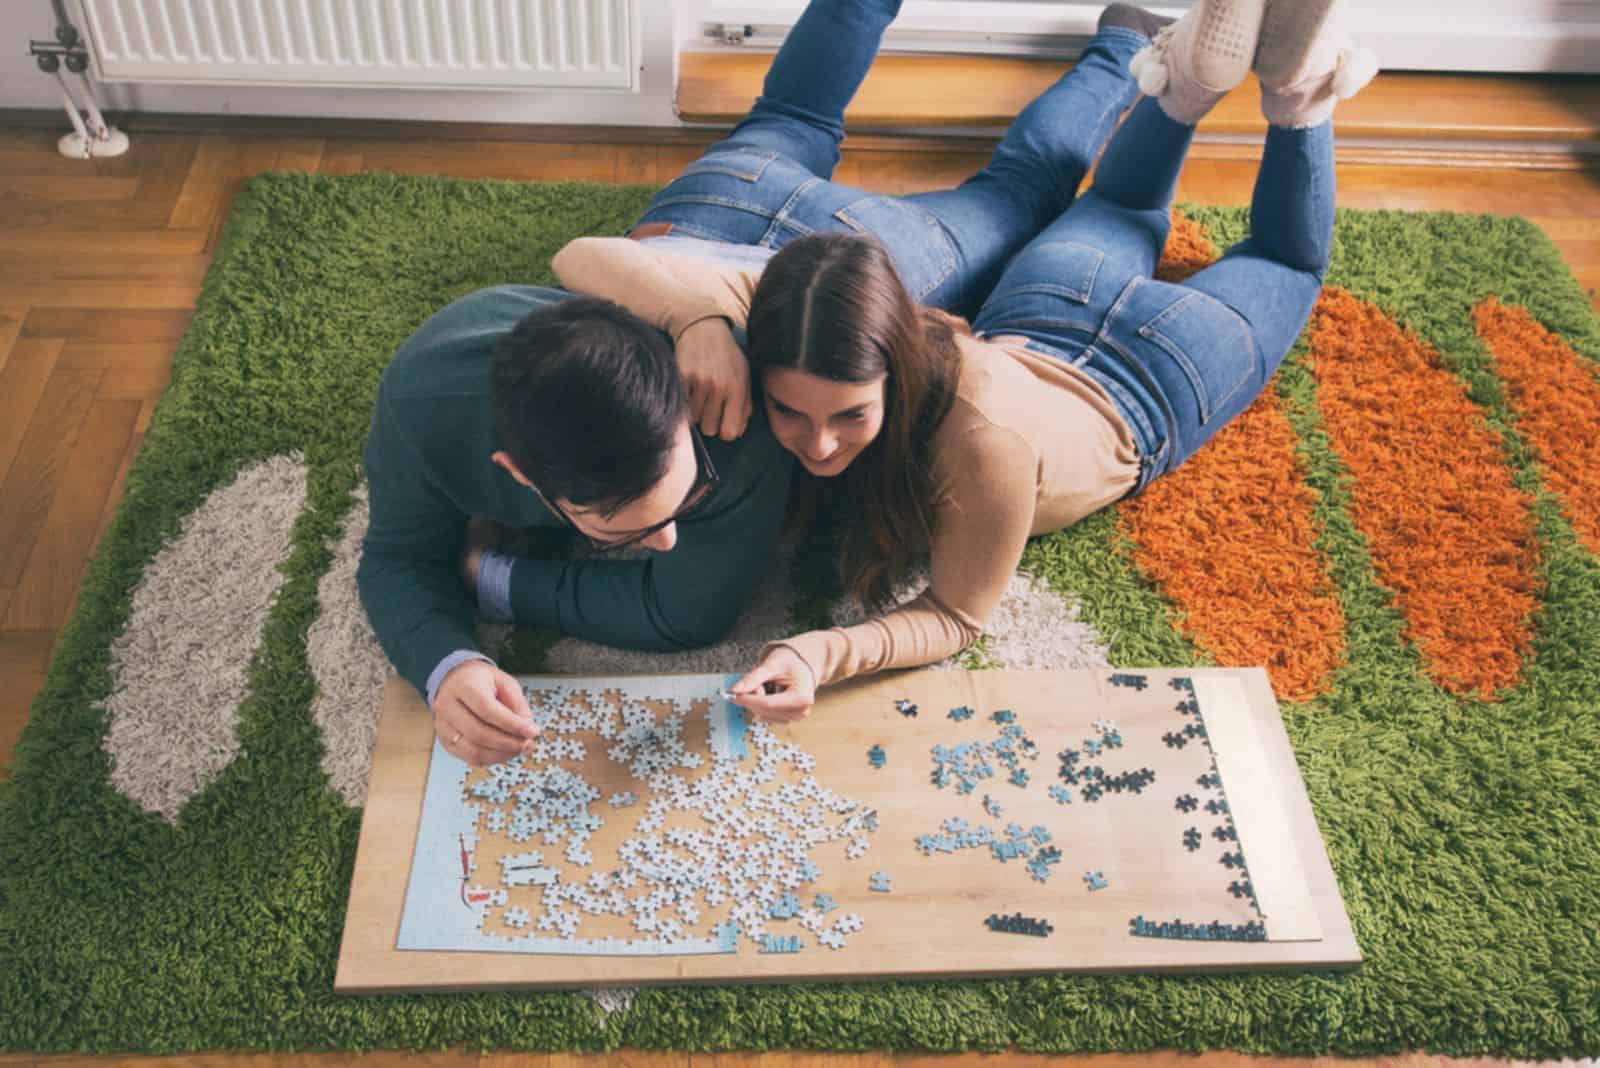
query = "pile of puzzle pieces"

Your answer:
(462, 685), (870, 951)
